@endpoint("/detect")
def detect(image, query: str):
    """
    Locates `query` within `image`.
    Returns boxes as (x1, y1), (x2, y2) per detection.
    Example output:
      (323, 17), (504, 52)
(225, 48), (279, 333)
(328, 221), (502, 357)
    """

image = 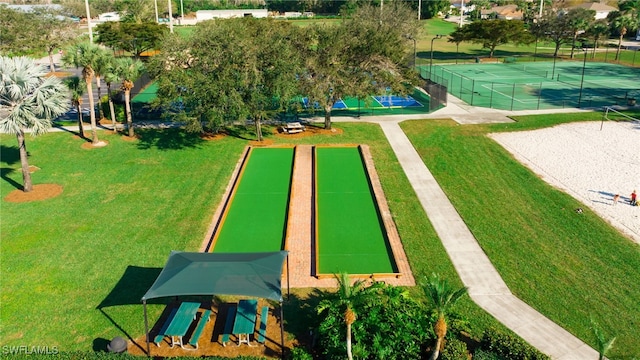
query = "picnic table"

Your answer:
(163, 301), (201, 349)
(232, 299), (258, 346)
(283, 122), (305, 134)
